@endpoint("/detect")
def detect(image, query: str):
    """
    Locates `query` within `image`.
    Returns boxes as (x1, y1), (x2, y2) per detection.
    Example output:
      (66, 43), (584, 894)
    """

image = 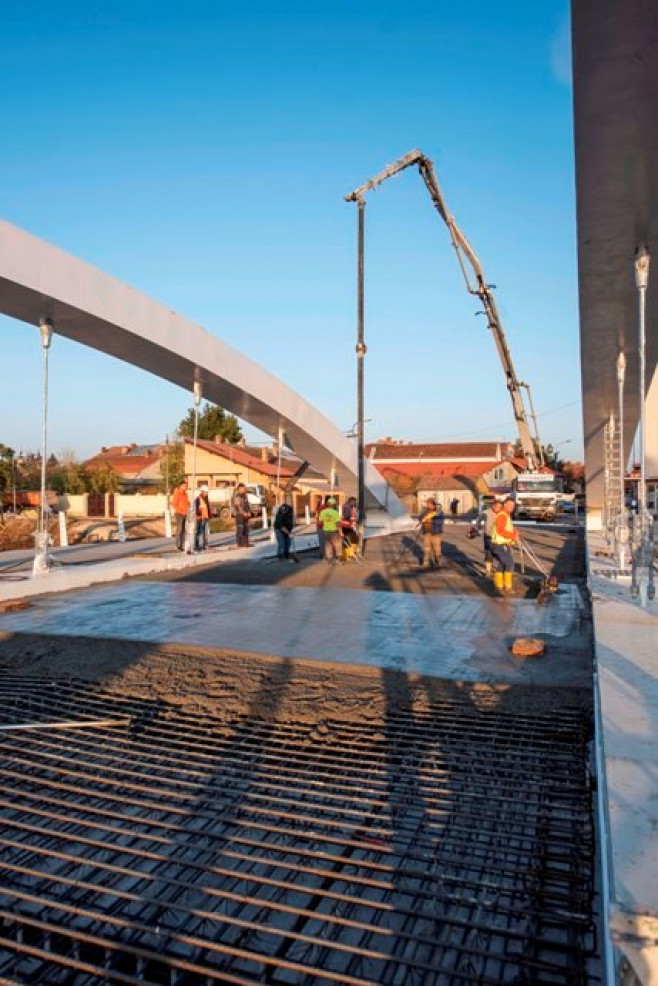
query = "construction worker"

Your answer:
(232, 483), (253, 547)
(483, 499), (503, 576)
(171, 480), (189, 551)
(490, 496), (519, 592)
(341, 496), (359, 546)
(319, 496), (341, 564)
(194, 485), (211, 551)
(418, 498), (444, 569)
